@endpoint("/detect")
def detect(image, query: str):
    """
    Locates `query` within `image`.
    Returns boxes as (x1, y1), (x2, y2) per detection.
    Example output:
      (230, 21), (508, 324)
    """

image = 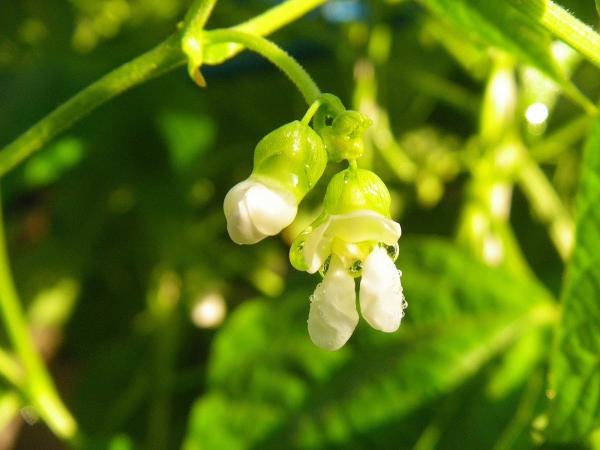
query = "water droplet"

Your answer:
(290, 227), (314, 264)
(349, 259), (363, 276)
(319, 255), (332, 278)
(289, 232), (309, 271)
(380, 242), (399, 261)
